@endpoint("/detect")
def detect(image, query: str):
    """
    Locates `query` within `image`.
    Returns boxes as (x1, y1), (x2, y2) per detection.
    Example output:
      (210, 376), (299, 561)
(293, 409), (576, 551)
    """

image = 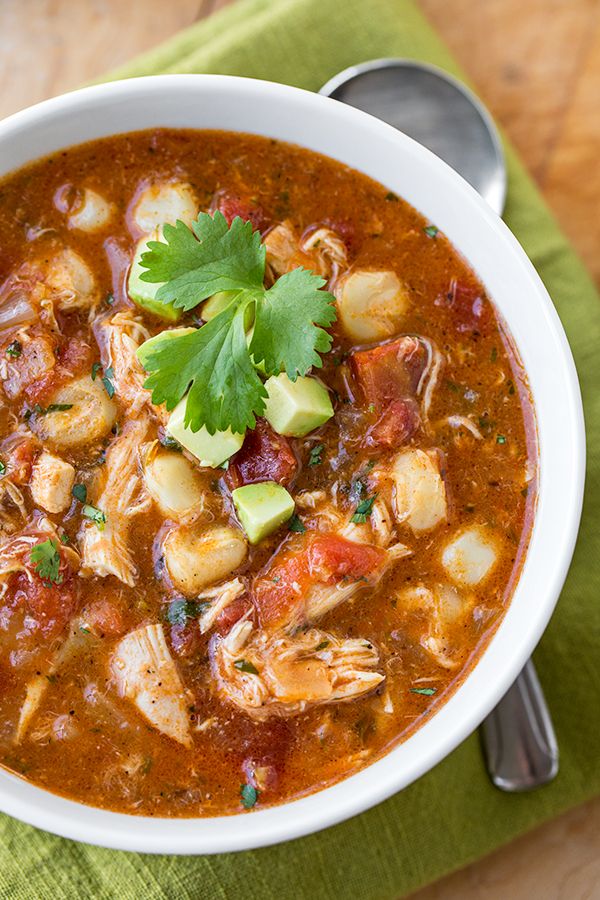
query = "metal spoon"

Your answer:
(320, 59), (558, 791)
